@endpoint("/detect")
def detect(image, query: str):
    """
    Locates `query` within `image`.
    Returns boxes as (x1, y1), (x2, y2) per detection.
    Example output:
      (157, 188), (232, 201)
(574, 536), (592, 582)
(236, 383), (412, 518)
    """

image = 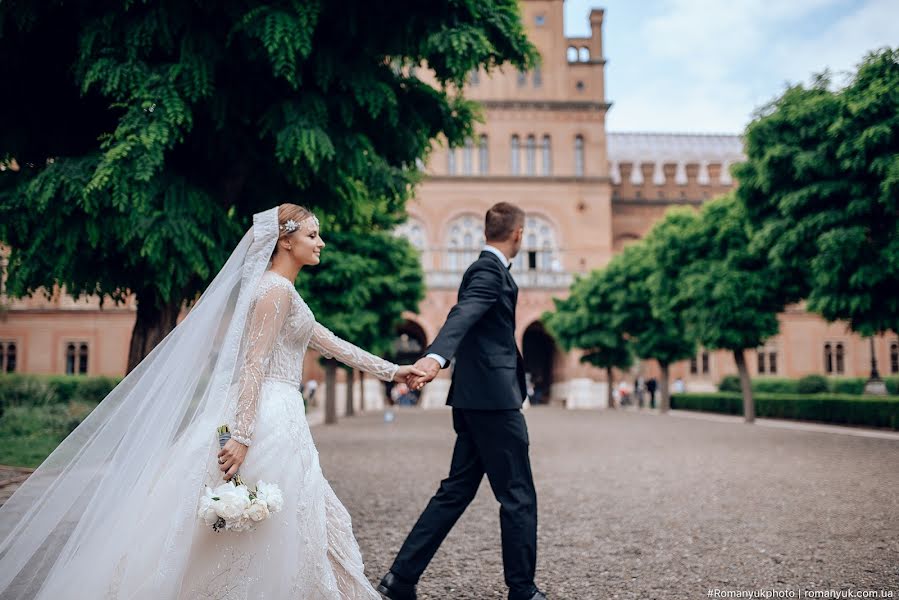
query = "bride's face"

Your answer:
(290, 222), (326, 267)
